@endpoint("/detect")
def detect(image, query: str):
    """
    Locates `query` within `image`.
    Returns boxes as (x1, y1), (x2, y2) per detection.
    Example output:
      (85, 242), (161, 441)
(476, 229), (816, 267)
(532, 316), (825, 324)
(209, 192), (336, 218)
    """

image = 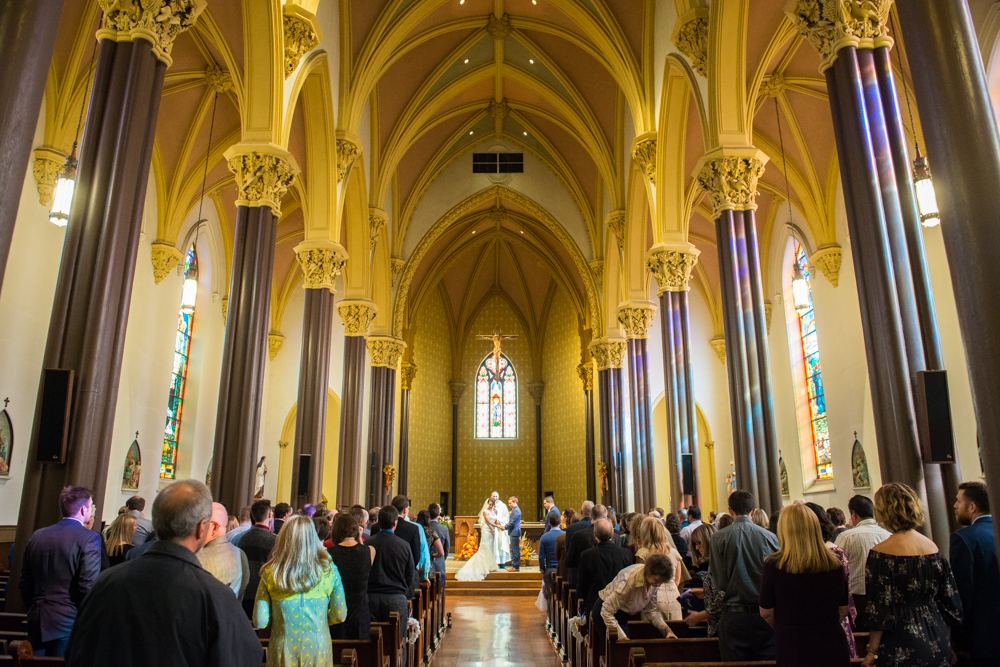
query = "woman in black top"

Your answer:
(417, 510), (445, 561)
(665, 512), (688, 559)
(328, 512), (375, 640)
(105, 513), (136, 567)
